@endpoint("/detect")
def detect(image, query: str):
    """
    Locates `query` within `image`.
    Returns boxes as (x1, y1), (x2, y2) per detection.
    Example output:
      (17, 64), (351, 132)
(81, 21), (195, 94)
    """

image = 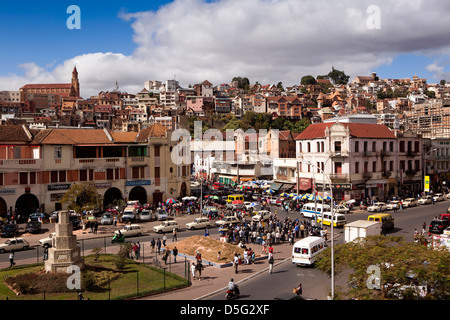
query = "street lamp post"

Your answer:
(423, 148), (437, 195)
(306, 160), (335, 299)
